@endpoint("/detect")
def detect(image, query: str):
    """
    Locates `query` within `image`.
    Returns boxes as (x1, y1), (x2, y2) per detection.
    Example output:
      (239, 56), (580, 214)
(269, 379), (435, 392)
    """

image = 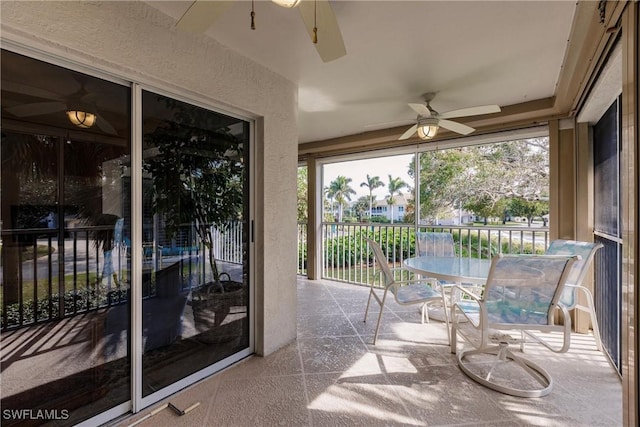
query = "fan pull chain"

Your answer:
(312, 0), (318, 43)
(250, 0), (256, 30)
